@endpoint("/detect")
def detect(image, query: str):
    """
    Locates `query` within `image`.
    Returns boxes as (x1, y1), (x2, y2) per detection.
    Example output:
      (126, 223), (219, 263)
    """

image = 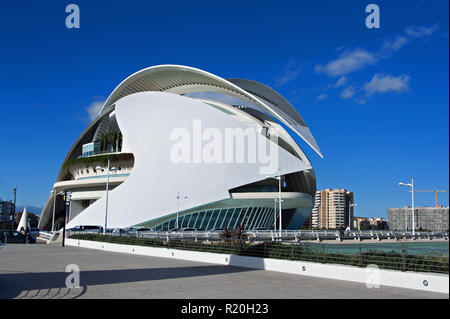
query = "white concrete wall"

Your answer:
(65, 238), (448, 294)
